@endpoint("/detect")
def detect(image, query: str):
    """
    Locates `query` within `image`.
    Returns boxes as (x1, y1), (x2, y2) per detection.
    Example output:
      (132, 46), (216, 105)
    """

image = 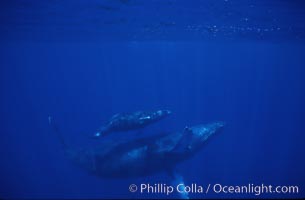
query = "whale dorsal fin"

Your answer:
(172, 126), (193, 153)
(183, 126), (192, 134)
